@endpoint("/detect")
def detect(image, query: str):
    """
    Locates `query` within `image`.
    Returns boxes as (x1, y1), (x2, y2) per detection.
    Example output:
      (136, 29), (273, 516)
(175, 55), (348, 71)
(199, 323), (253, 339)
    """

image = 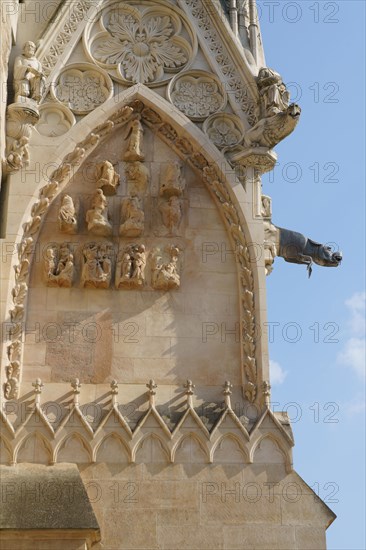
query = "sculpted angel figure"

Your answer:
(13, 41), (45, 103)
(96, 160), (120, 196)
(123, 117), (145, 161)
(58, 194), (78, 234)
(86, 188), (112, 237)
